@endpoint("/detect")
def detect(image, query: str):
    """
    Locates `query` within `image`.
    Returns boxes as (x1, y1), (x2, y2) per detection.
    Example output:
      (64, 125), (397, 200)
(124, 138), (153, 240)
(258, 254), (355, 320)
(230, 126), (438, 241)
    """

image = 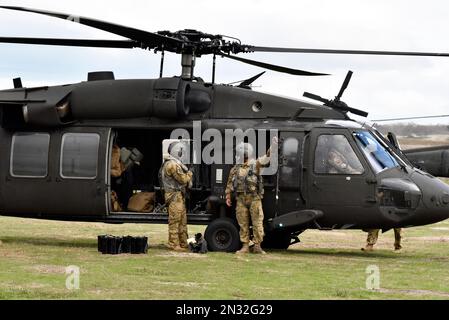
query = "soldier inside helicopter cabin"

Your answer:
(159, 141), (193, 252)
(225, 136), (278, 254)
